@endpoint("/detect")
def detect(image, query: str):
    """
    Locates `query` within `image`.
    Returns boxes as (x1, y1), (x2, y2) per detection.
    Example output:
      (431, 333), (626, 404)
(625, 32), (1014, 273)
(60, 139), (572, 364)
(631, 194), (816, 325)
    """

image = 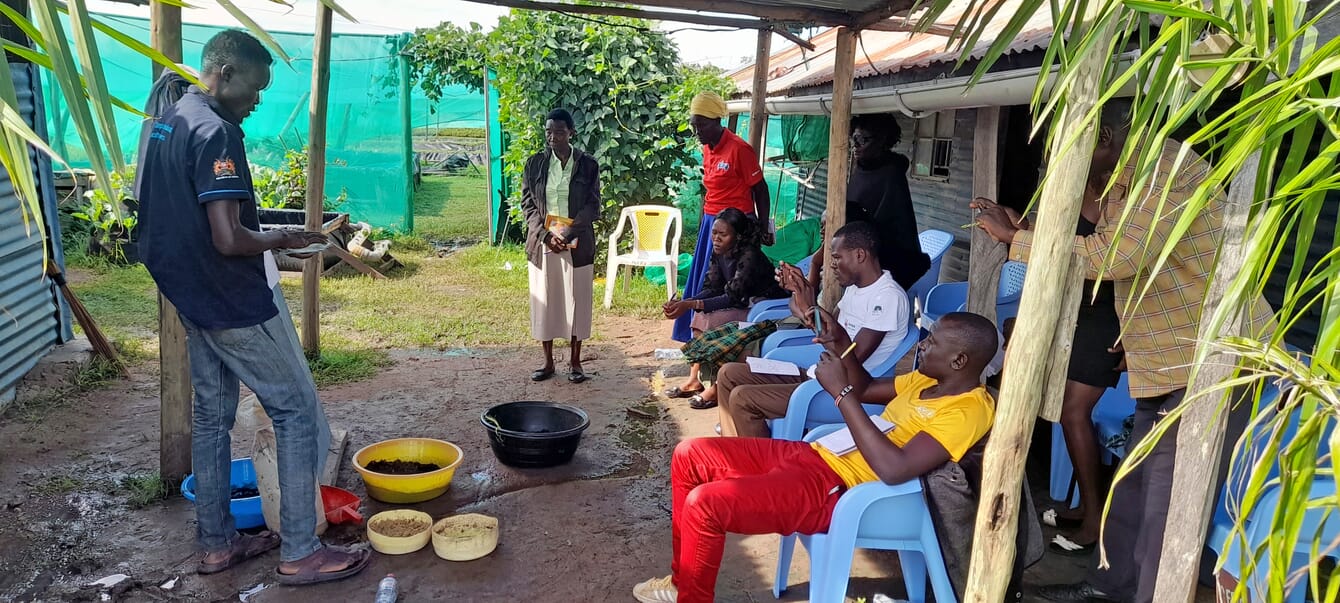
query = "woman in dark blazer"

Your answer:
(521, 108), (601, 383)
